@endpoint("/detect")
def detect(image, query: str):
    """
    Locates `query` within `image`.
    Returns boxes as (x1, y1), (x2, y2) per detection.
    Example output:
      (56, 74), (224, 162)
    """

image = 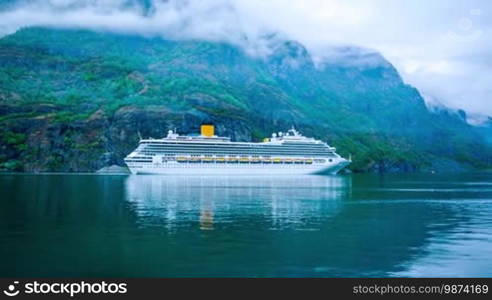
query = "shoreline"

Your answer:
(1, 170), (490, 176)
